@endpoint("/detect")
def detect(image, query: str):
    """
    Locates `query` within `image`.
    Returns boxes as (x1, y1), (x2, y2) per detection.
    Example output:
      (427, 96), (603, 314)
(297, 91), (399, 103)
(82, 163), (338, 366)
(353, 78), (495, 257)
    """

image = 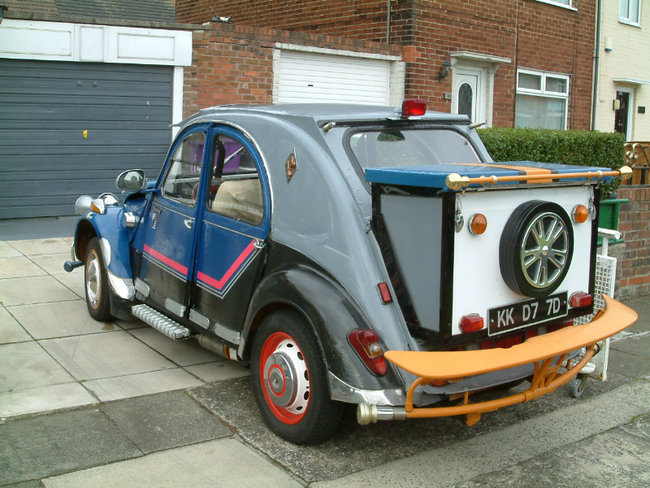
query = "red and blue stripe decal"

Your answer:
(143, 244), (188, 276)
(143, 239), (258, 295)
(197, 239), (257, 292)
